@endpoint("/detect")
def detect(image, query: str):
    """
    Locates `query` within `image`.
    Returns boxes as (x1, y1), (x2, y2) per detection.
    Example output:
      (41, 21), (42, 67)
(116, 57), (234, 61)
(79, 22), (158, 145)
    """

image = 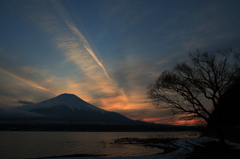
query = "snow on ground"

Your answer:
(45, 137), (240, 159)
